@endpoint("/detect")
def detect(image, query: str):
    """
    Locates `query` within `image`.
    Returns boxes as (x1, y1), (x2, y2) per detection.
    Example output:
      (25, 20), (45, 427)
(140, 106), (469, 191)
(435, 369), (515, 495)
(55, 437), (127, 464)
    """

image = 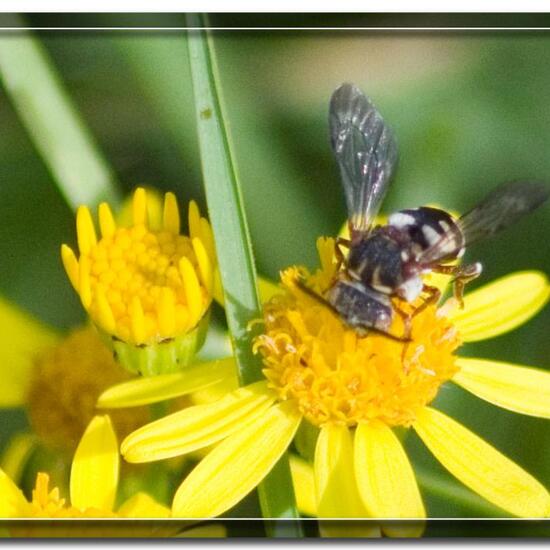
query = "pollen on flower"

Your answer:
(254, 262), (461, 428)
(61, 188), (215, 346)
